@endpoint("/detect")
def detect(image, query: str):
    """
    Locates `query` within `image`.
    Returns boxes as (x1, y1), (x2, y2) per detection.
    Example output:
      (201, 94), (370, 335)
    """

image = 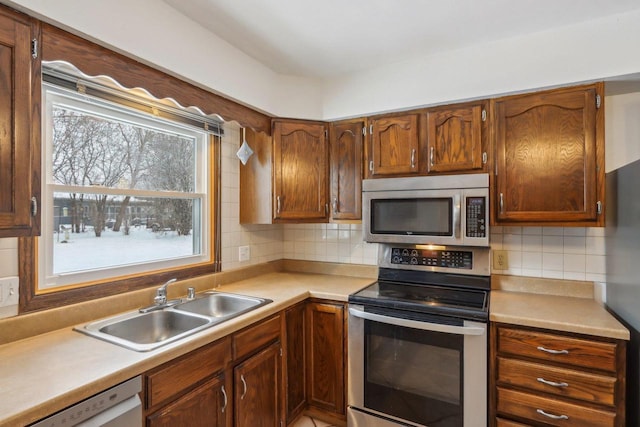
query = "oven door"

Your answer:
(347, 305), (487, 427)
